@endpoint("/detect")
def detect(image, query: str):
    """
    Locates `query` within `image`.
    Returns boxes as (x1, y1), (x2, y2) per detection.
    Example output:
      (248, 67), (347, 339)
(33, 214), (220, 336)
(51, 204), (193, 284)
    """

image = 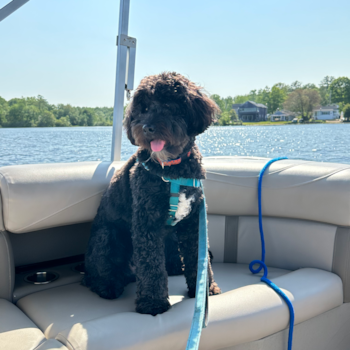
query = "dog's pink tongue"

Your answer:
(150, 140), (165, 152)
